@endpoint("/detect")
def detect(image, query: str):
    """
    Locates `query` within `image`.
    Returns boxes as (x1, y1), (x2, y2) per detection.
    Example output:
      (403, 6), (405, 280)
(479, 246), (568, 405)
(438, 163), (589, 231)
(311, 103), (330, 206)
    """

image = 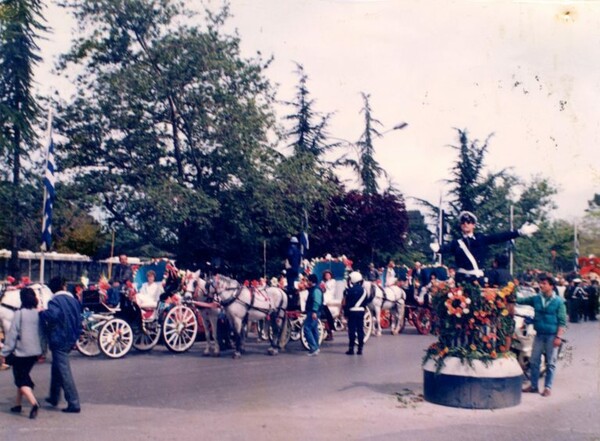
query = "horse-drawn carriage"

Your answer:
(269, 258), (374, 351)
(76, 260), (201, 359)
